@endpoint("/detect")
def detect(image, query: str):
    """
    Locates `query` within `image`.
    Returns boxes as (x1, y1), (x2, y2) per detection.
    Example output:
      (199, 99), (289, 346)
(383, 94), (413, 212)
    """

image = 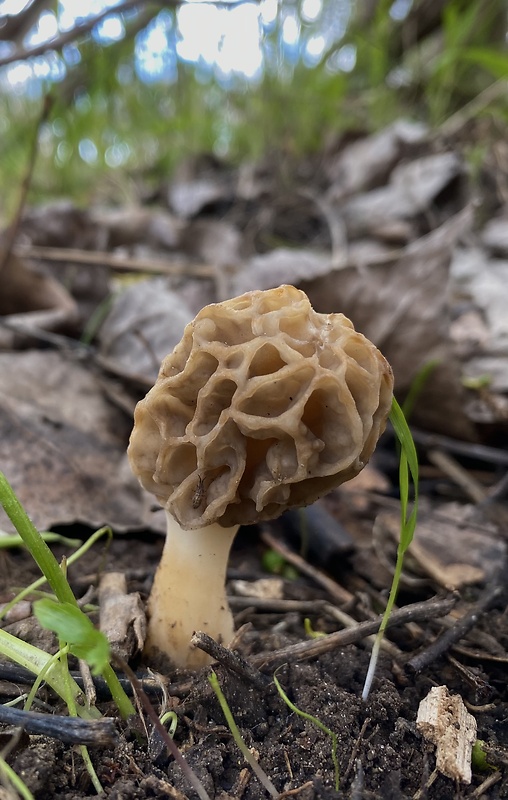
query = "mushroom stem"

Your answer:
(145, 510), (240, 669)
